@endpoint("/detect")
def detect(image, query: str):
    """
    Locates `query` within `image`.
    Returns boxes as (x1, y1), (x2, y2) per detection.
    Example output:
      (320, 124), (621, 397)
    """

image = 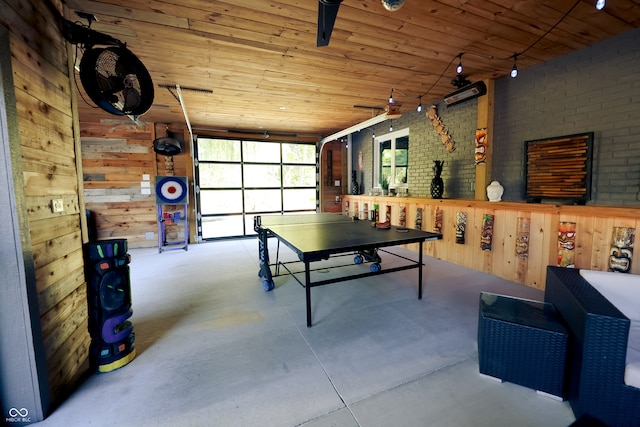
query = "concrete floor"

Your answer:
(37, 238), (576, 426)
